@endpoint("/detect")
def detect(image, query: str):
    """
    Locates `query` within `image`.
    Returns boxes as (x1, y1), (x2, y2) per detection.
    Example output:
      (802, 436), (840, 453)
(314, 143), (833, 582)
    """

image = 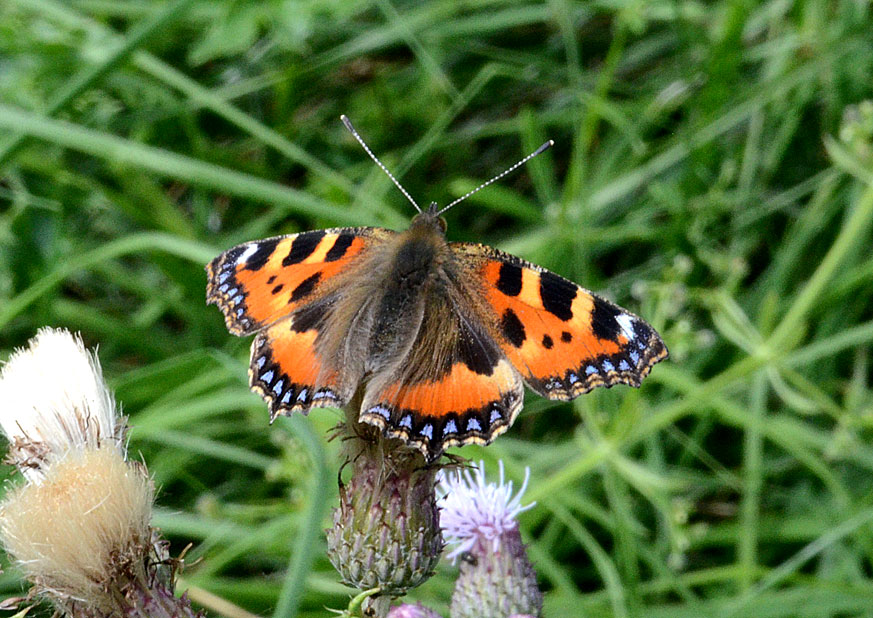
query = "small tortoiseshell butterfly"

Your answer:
(207, 117), (667, 460)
